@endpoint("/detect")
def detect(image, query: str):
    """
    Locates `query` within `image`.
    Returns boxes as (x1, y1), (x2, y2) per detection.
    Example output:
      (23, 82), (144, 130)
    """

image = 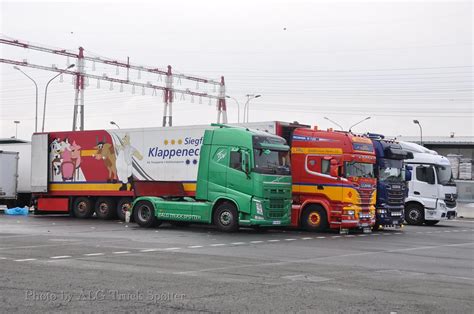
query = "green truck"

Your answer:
(130, 124), (292, 232)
